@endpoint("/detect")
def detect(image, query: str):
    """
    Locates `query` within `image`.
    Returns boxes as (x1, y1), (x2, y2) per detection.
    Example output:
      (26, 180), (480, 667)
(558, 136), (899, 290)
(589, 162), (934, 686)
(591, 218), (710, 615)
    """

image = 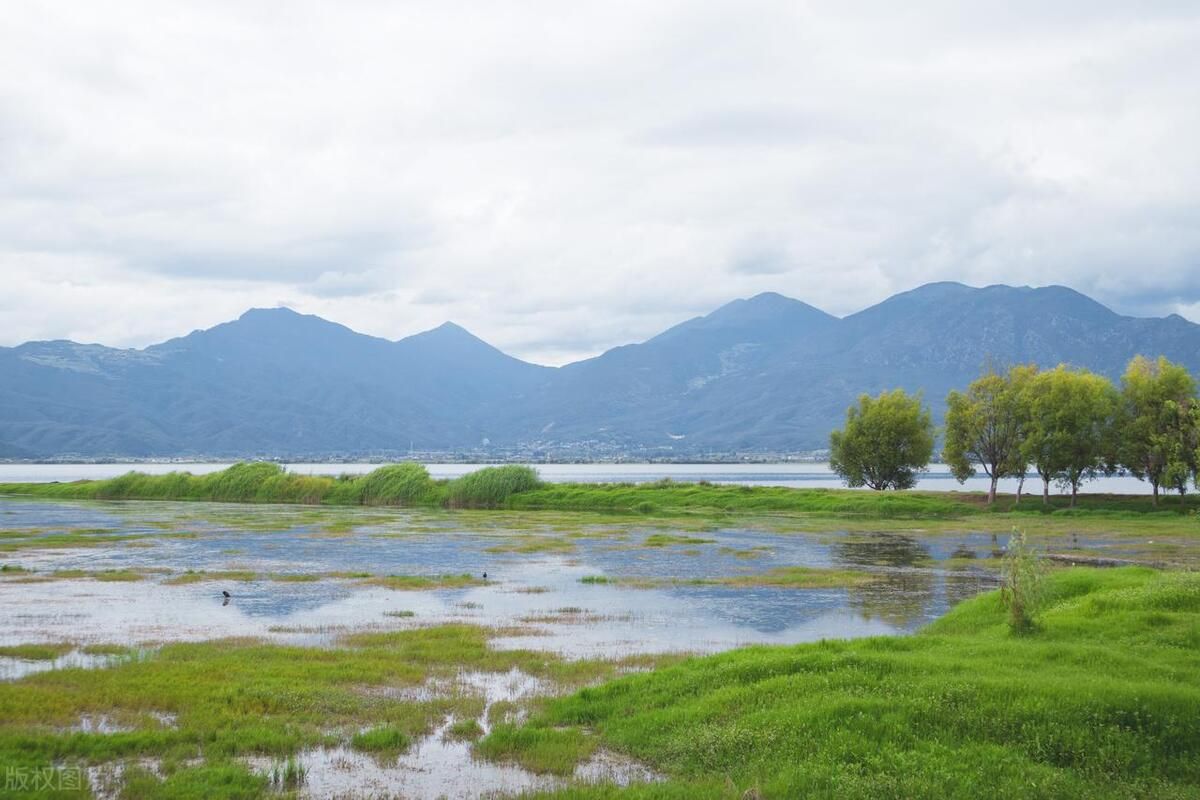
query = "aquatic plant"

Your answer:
(1000, 529), (1049, 632)
(268, 755), (307, 788)
(445, 465), (542, 508)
